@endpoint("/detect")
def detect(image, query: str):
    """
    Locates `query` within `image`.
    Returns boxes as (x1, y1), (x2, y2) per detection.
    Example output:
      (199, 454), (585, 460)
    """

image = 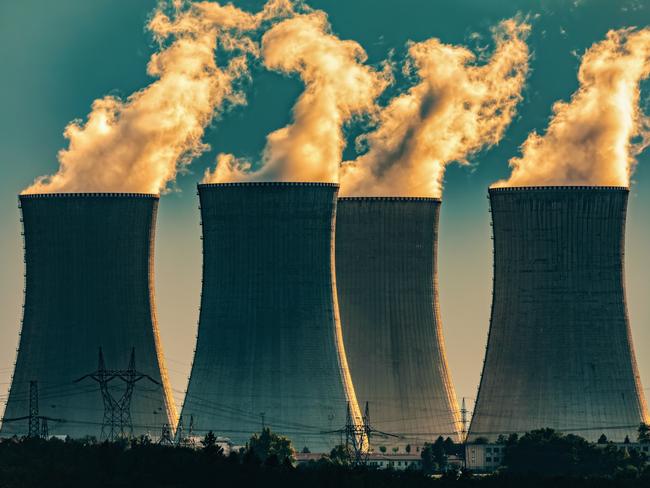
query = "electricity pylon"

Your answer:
(159, 423), (173, 446)
(324, 402), (399, 466)
(28, 380), (40, 438)
(75, 347), (159, 441)
(2, 380), (64, 438)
